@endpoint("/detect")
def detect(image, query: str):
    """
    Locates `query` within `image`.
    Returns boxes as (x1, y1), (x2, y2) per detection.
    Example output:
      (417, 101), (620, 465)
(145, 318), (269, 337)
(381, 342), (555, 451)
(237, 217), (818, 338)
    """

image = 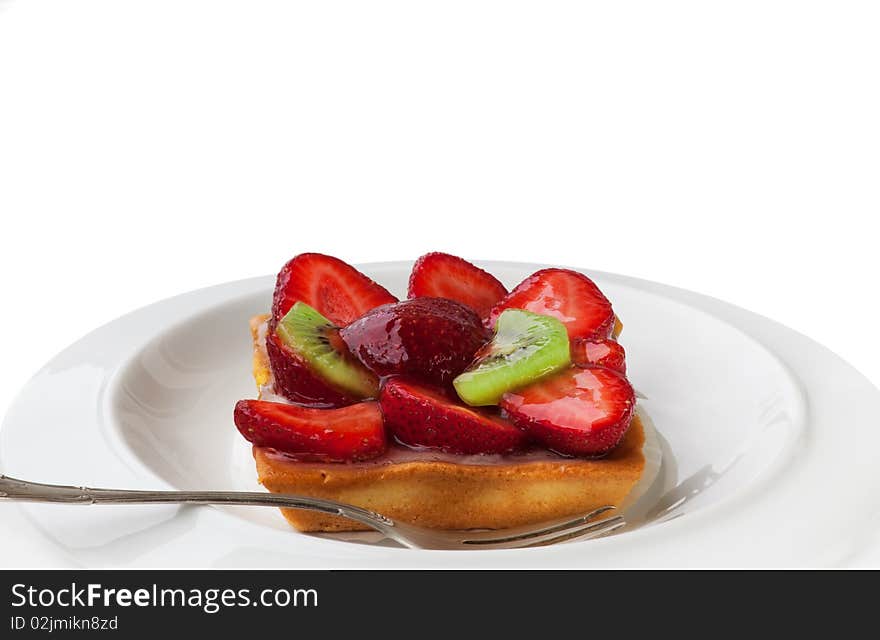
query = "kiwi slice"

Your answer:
(276, 302), (378, 398)
(453, 309), (570, 406)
